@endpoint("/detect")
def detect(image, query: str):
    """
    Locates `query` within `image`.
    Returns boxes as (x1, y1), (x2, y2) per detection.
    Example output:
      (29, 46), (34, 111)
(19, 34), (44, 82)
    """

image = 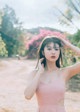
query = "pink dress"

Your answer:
(36, 76), (66, 112)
